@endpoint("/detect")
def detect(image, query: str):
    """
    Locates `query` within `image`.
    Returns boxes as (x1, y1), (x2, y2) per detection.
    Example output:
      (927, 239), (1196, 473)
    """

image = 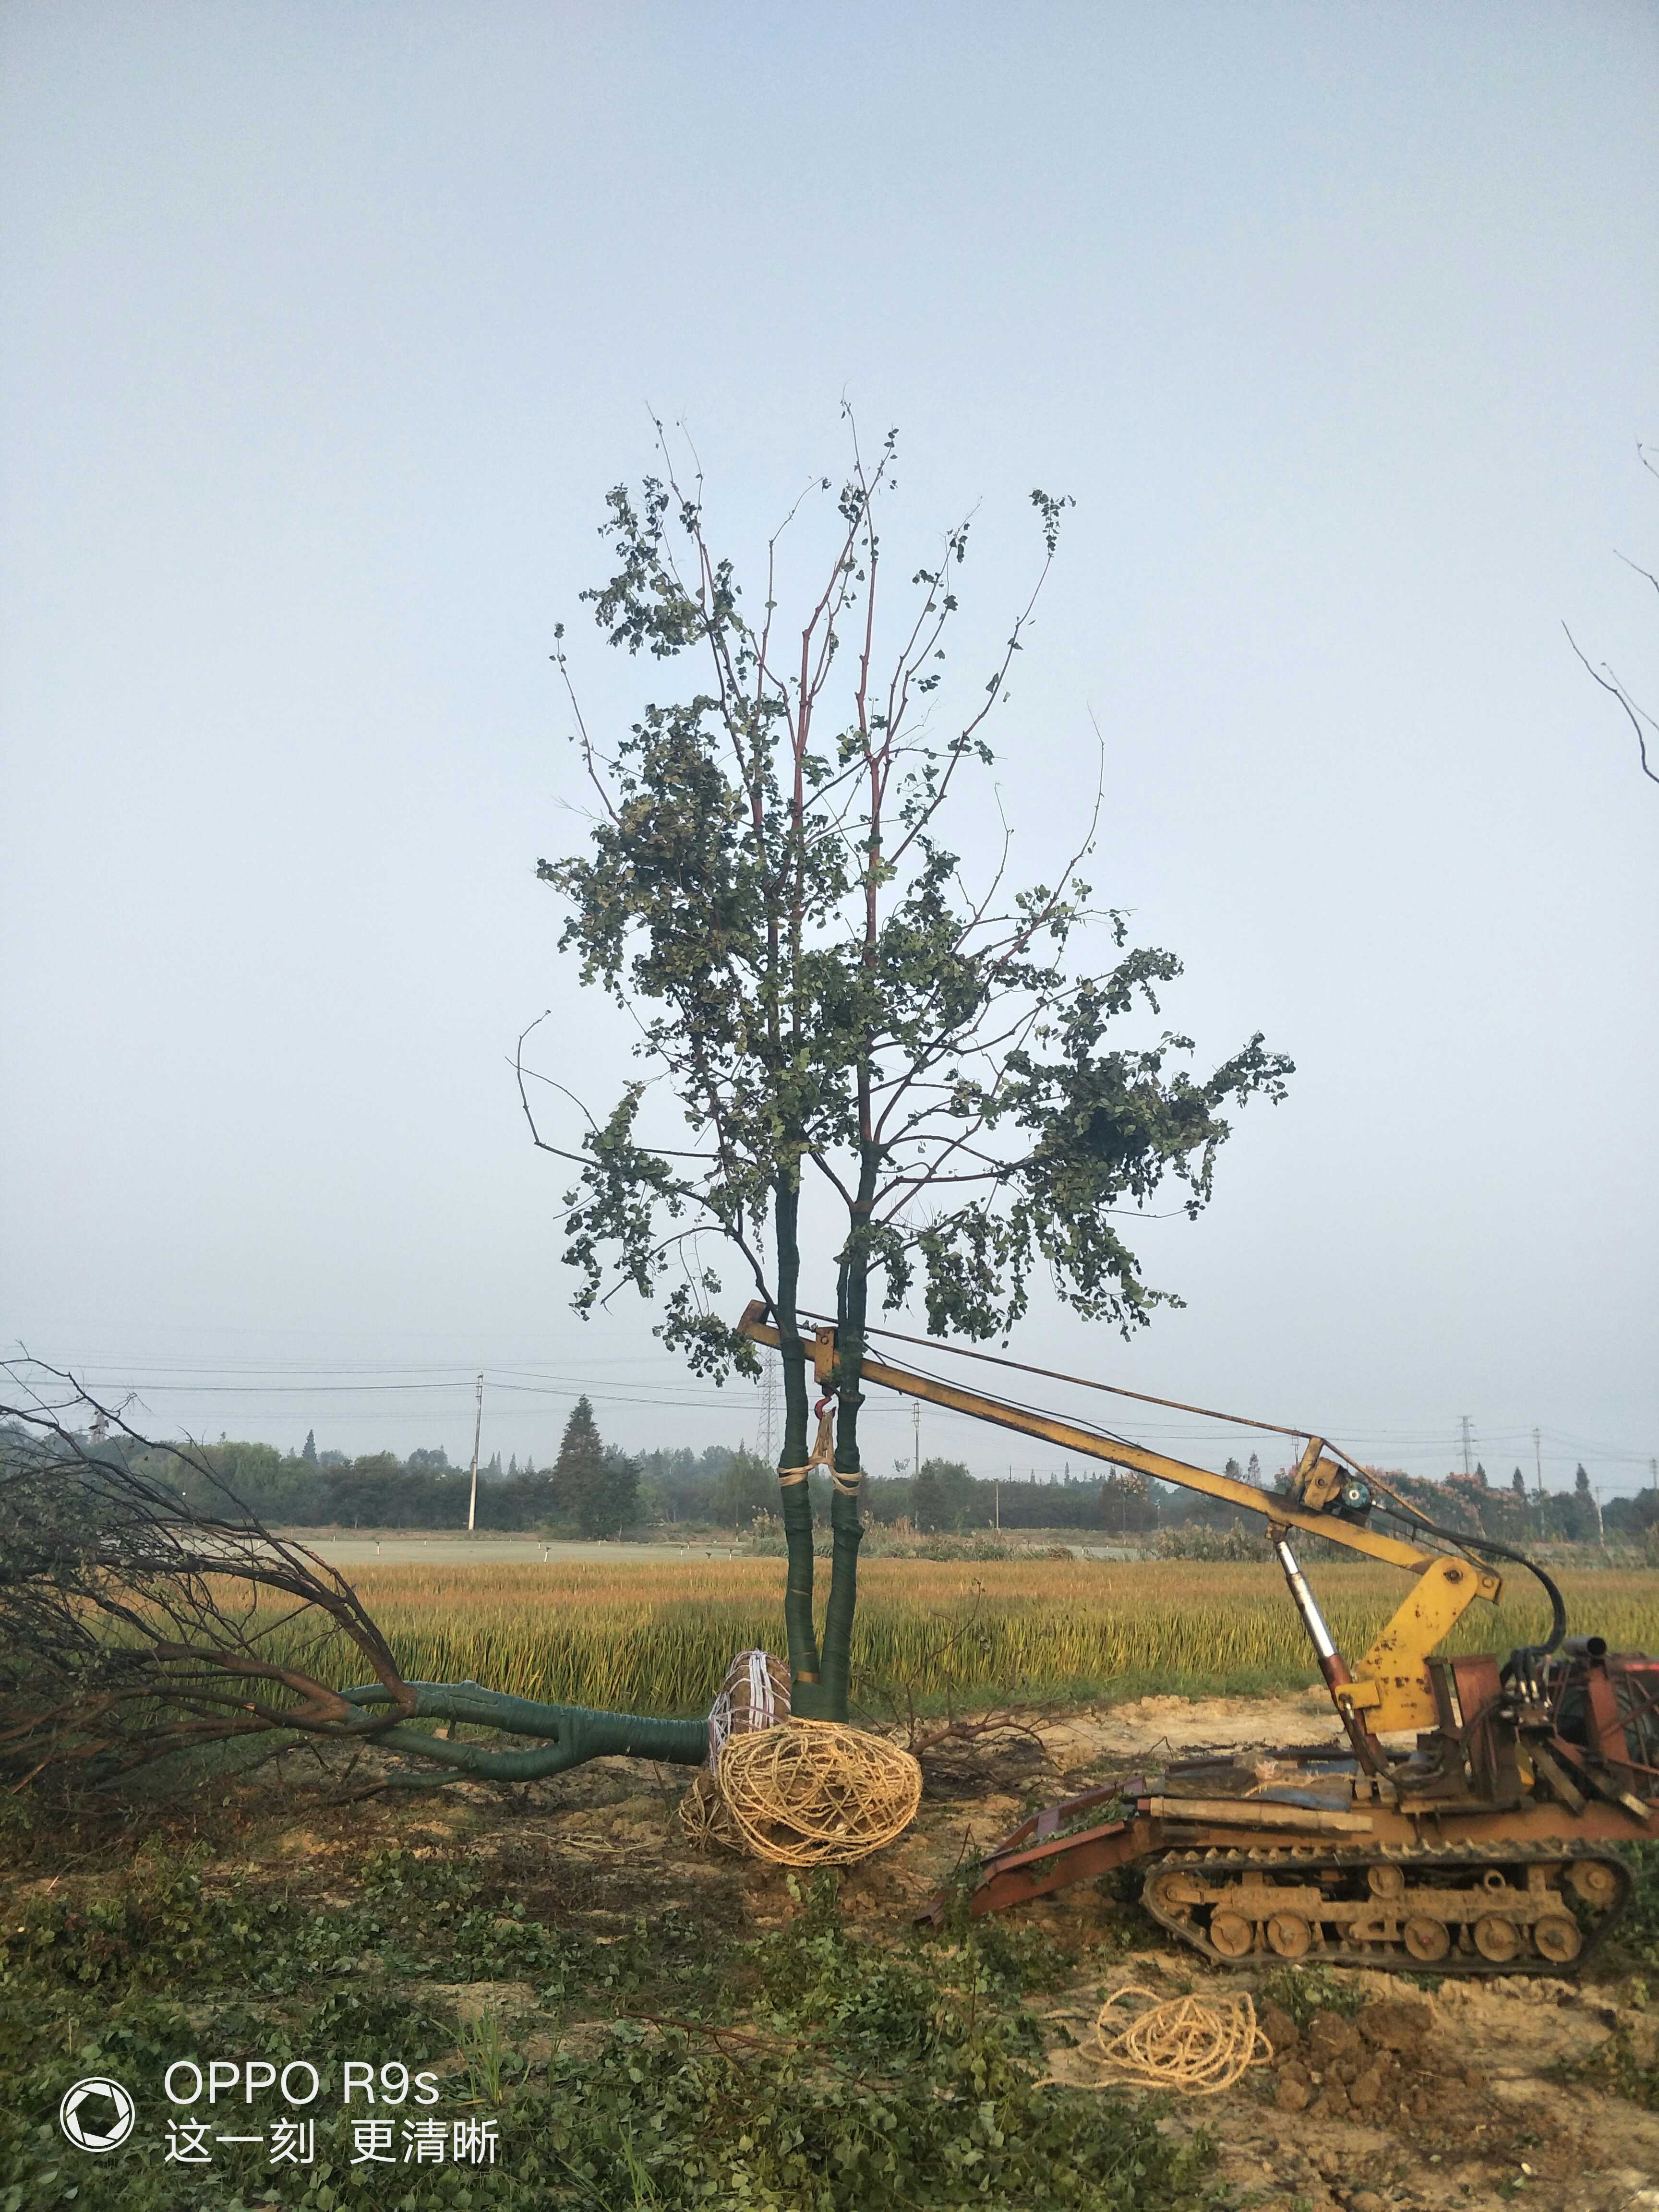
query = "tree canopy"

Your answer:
(529, 421), (1293, 1717)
